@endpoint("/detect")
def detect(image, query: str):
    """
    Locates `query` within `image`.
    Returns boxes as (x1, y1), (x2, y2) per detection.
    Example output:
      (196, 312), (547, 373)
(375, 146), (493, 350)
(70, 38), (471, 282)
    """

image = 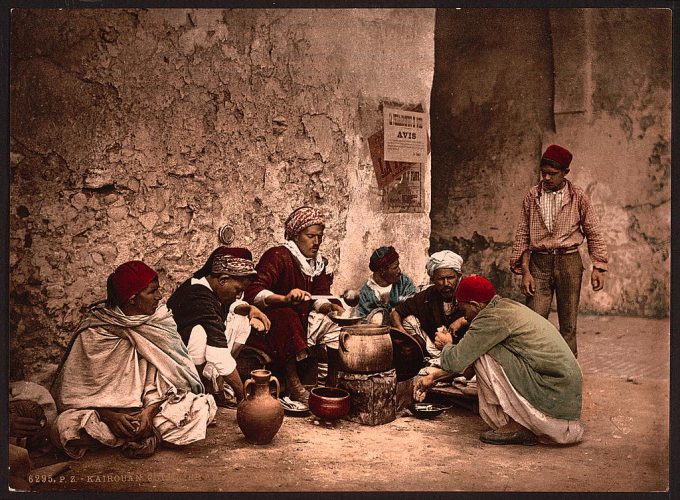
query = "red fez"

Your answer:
(541, 144), (573, 170)
(455, 275), (496, 304)
(369, 246), (399, 272)
(110, 261), (158, 305)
